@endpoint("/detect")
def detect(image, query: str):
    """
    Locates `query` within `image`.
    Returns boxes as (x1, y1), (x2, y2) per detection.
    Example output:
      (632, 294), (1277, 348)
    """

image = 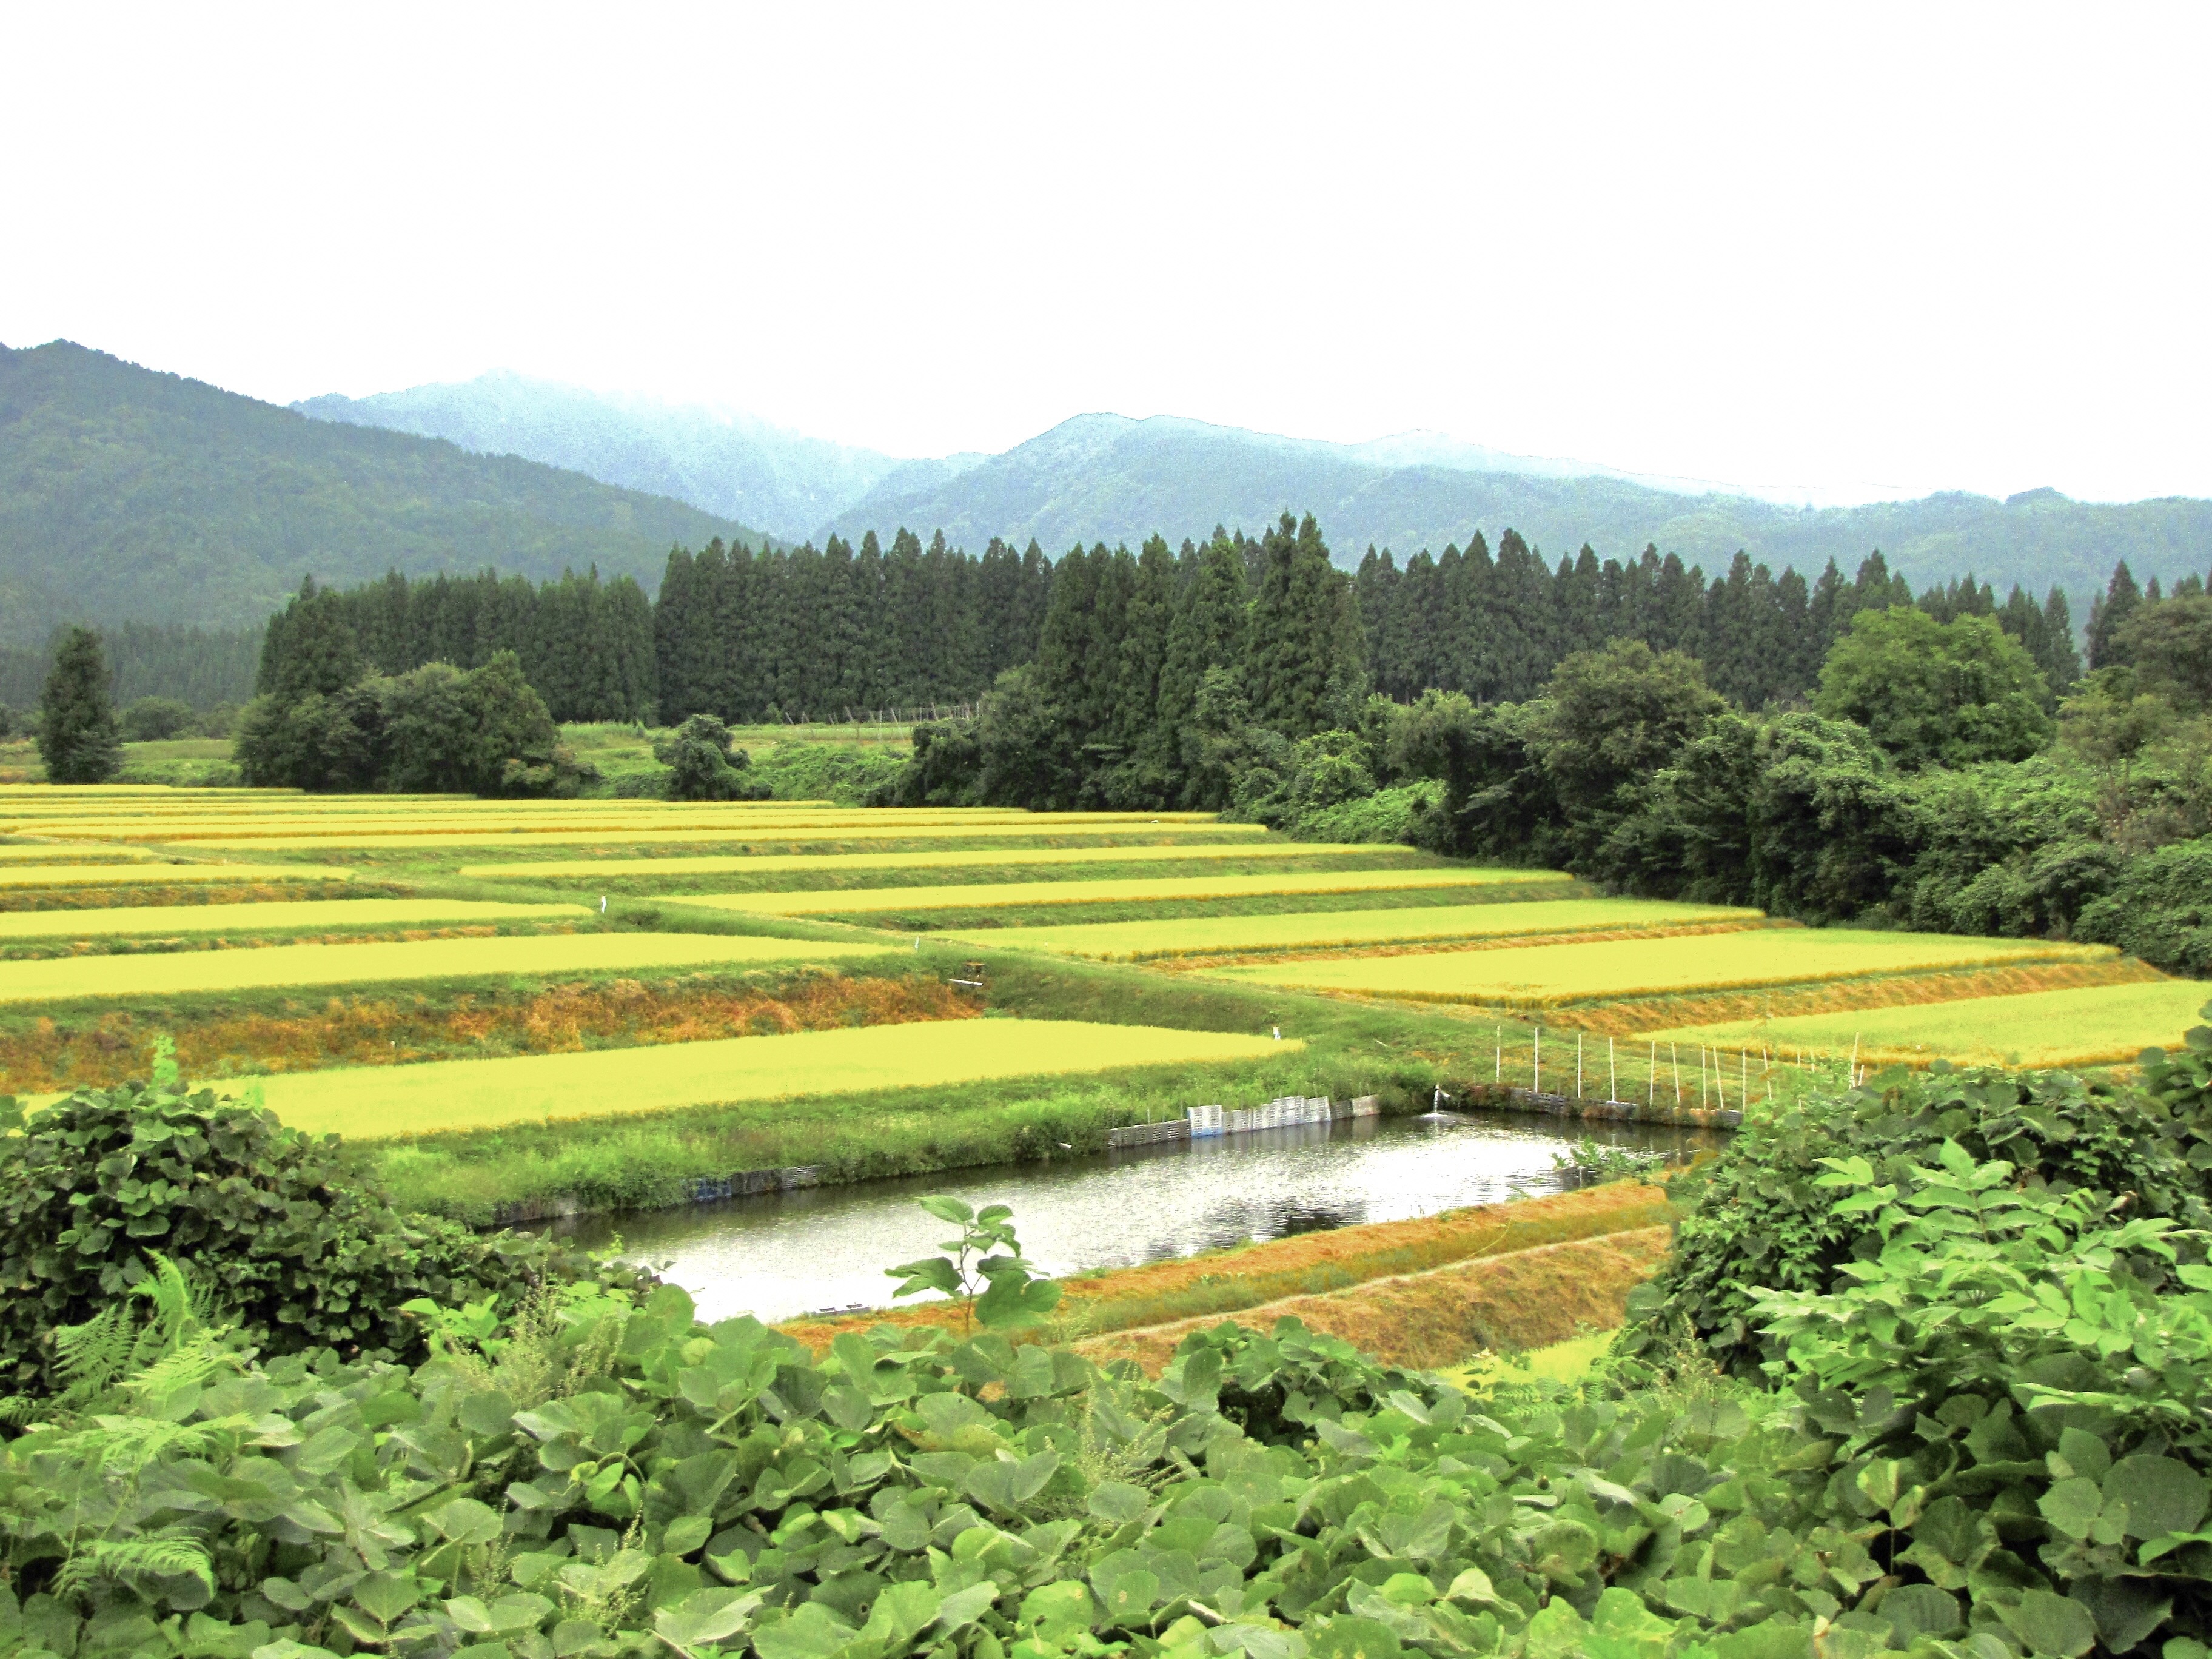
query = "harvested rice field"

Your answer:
(459, 842), (1412, 879)
(1212, 926), (2118, 1008)
(678, 865), (1572, 916)
(0, 862), (352, 888)
(0, 897), (591, 940)
(947, 897), (1764, 960)
(0, 930), (894, 1004)
(244, 1017), (1295, 1137)
(1645, 979), (2212, 1070)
